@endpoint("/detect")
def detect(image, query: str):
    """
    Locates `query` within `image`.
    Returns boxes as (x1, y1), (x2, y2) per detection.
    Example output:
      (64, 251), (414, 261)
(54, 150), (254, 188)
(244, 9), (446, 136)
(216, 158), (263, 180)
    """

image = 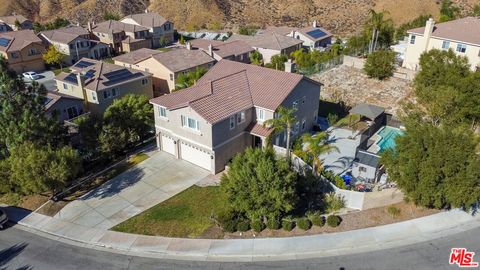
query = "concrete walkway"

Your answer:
(321, 128), (360, 175)
(4, 206), (479, 262)
(54, 151), (210, 229)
